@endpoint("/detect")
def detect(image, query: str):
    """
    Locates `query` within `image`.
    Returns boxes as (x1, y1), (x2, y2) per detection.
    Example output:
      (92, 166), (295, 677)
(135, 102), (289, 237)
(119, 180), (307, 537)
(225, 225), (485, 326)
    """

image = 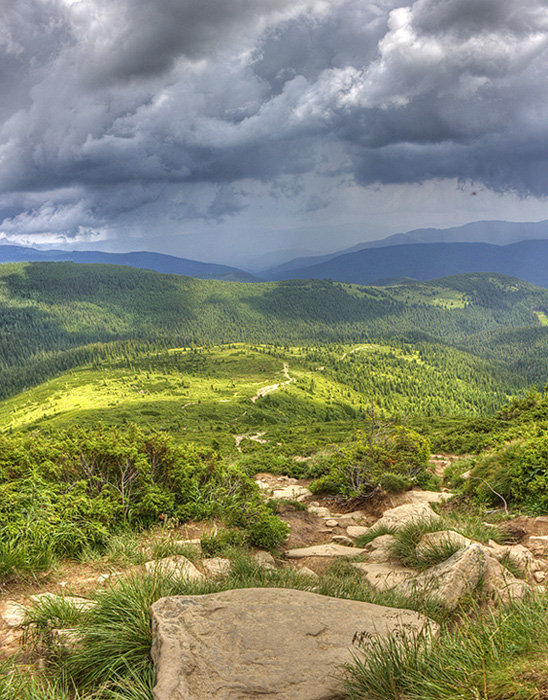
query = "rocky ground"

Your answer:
(4, 459), (548, 678)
